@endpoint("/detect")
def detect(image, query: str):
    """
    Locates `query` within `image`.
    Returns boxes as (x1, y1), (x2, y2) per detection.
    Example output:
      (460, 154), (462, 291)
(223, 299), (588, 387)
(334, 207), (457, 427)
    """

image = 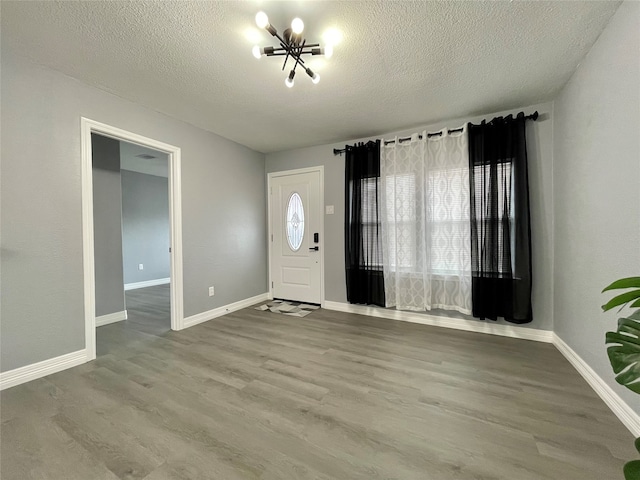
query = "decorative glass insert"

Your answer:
(286, 192), (305, 251)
